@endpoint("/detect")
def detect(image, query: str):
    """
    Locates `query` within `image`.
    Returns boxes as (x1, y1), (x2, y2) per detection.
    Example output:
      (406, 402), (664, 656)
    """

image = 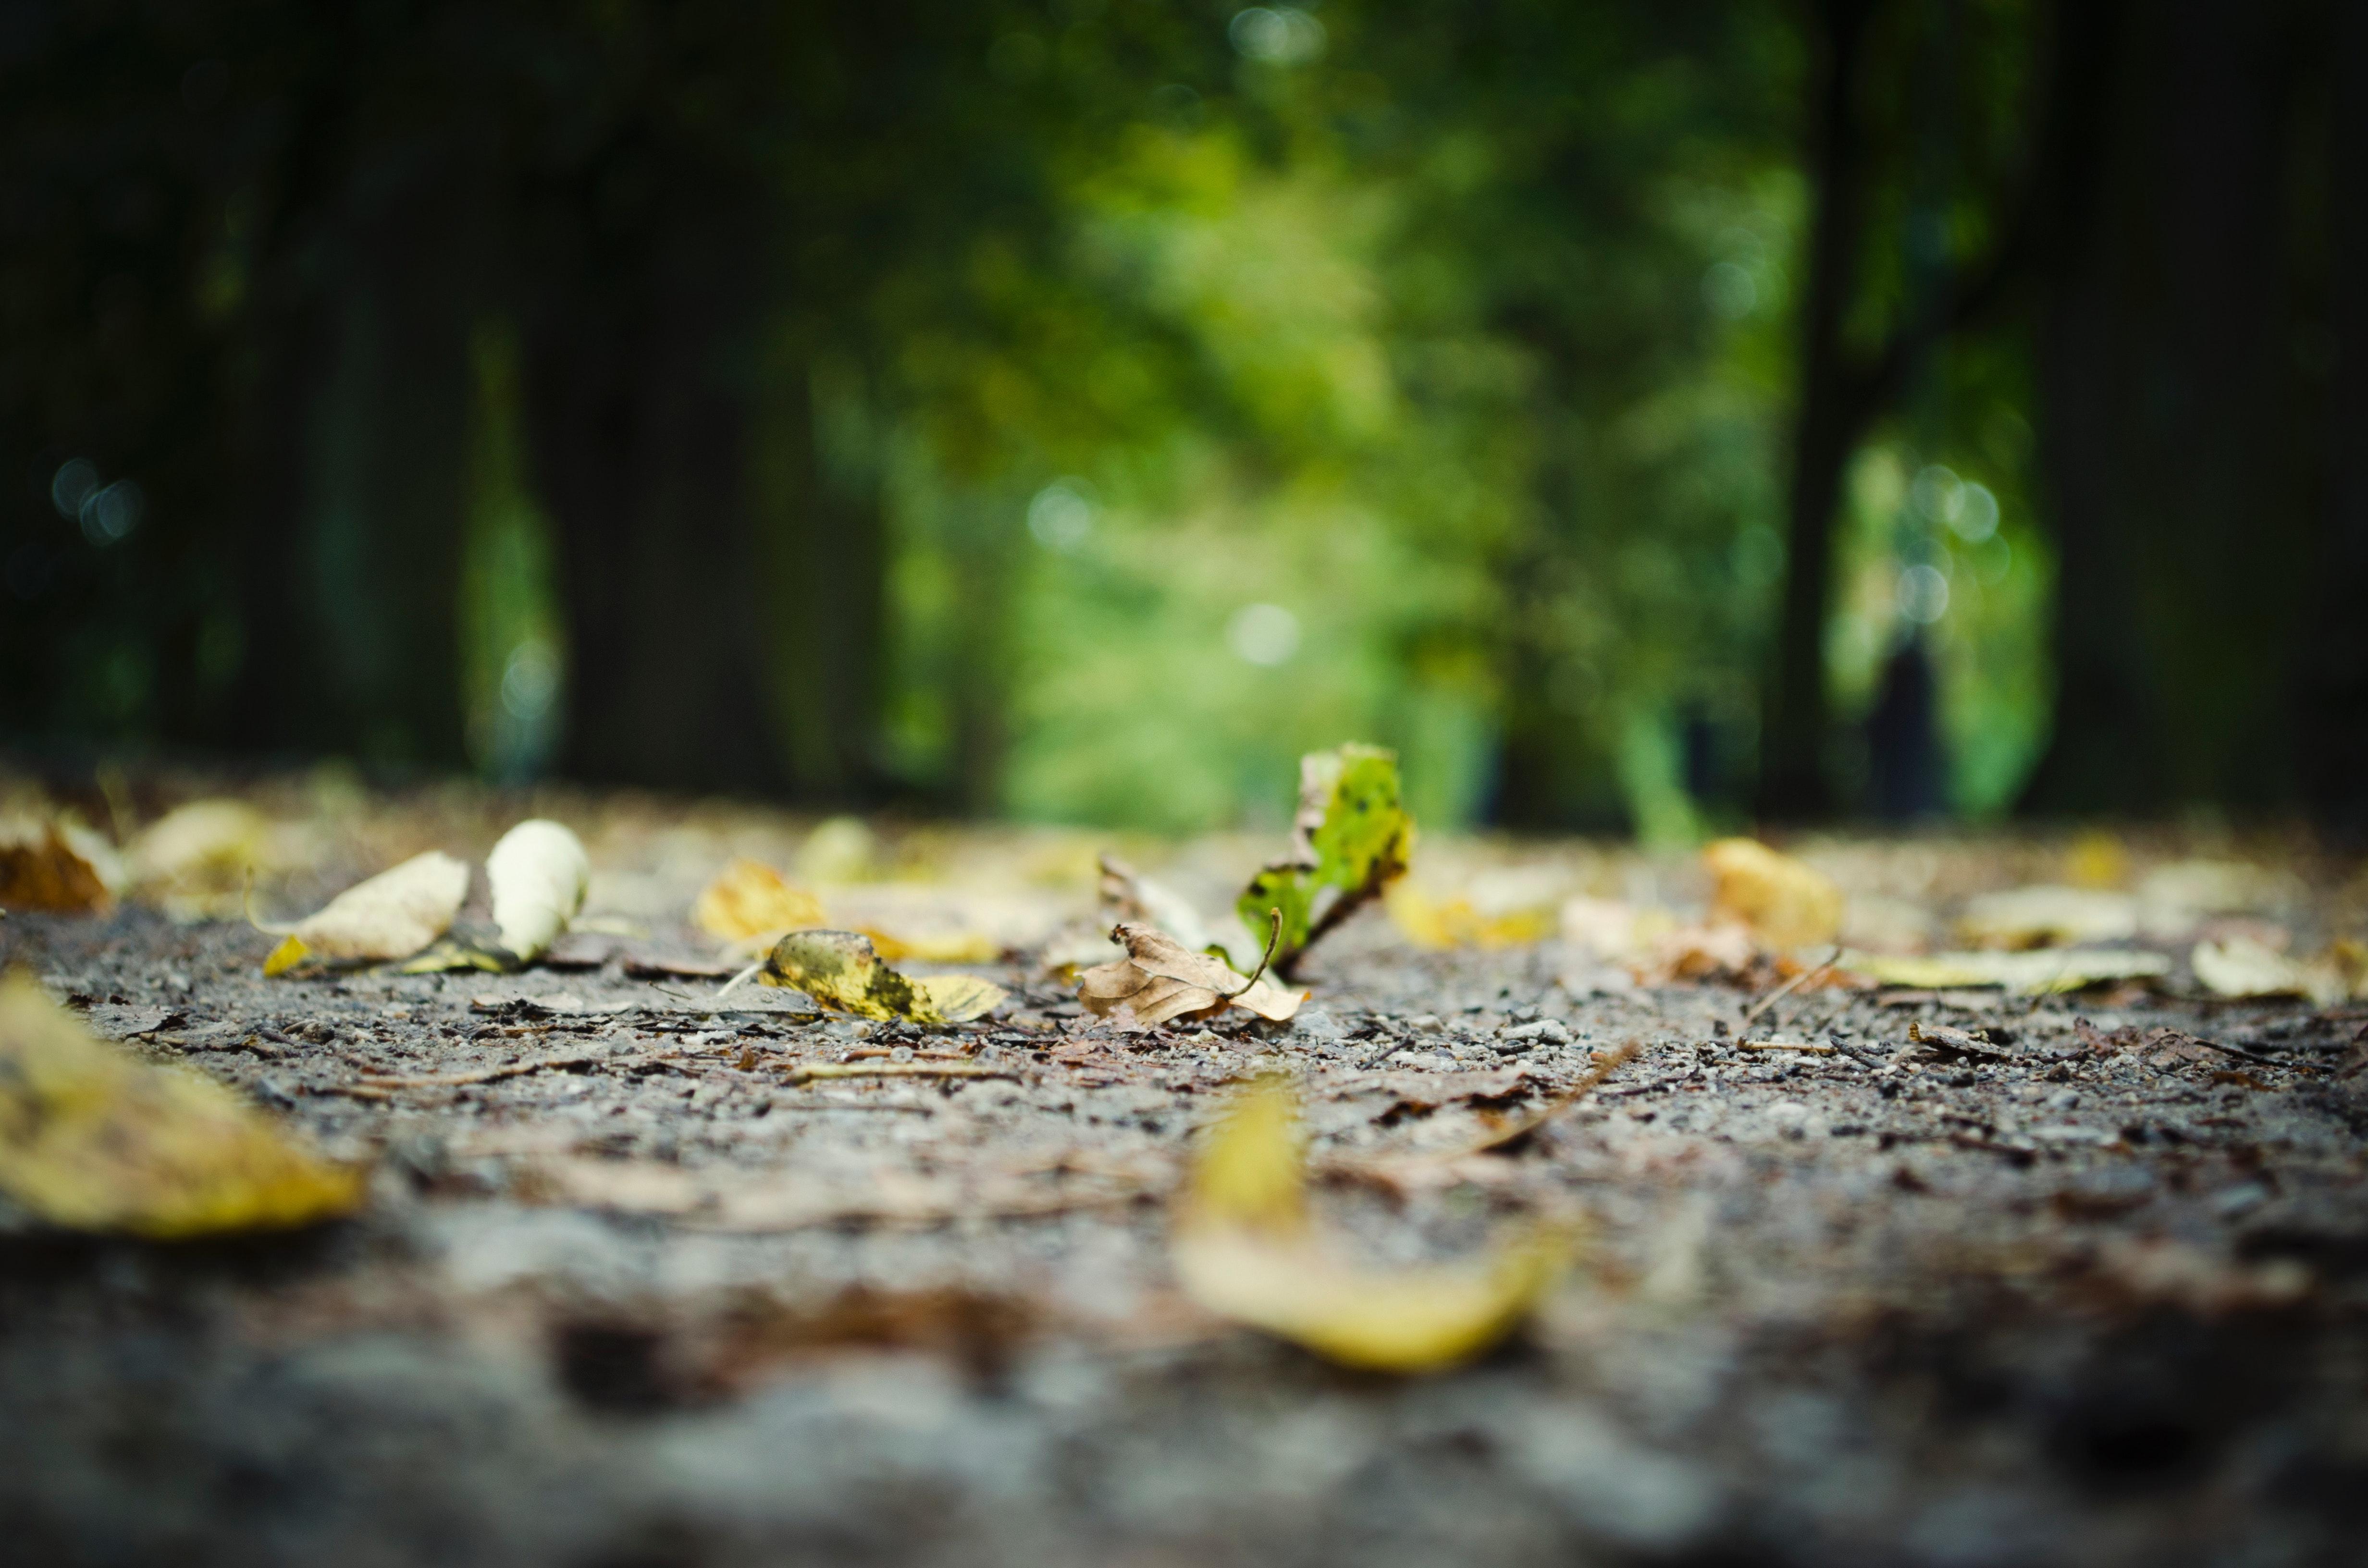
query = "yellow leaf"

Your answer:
(0, 972), (364, 1237)
(1703, 838), (1843, 950)
(693, 858), (825, 943)
(486, 819), (588, 962)
(255, 850), (469, 971)
(1172, 1078), (1566, 1373)
(759, 930), (1006, 1024)
(857, 925), (1002, 965)
(263, 933), (311, 977)
(1385, 882), (1558, 951)
(1077, 923), (1302, 1029)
